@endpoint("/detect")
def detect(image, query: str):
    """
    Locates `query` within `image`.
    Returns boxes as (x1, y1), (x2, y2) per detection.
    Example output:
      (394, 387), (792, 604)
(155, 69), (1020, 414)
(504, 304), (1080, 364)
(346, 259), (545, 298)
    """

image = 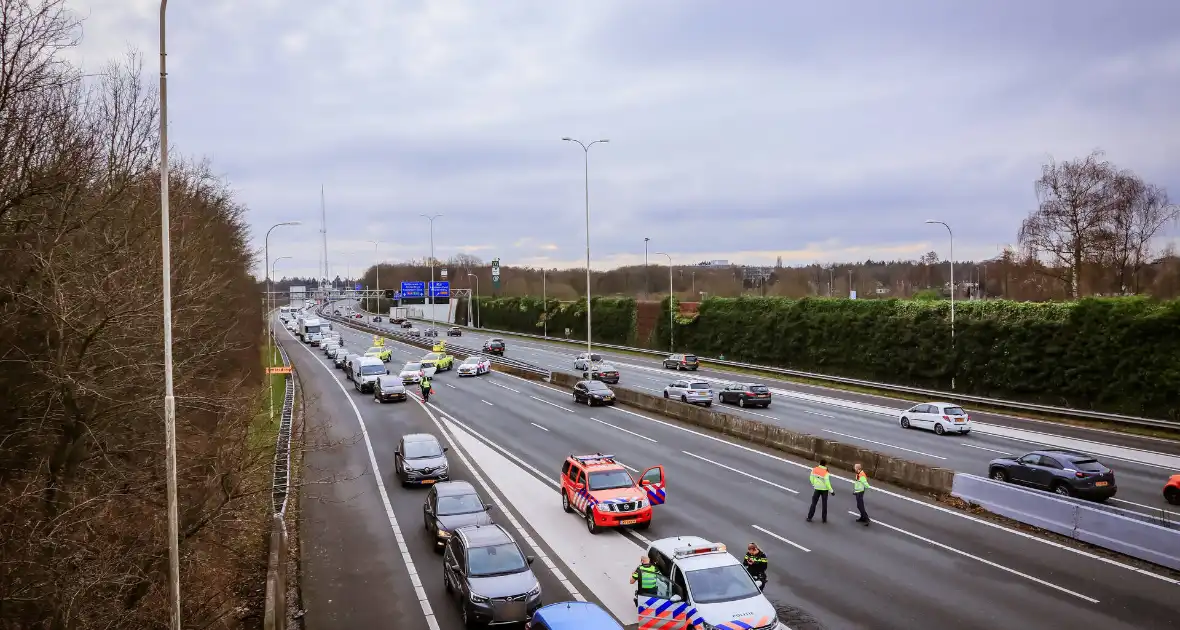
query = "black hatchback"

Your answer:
(718, 383), (772, 408)
(483, 339), (505, 355)
(988, 449), (1116, 501)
